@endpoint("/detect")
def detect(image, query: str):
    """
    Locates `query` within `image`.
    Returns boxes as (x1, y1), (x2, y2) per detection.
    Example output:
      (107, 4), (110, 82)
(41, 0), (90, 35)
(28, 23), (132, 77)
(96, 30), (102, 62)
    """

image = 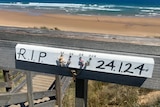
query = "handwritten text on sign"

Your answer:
(15, 44), (154, 78)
